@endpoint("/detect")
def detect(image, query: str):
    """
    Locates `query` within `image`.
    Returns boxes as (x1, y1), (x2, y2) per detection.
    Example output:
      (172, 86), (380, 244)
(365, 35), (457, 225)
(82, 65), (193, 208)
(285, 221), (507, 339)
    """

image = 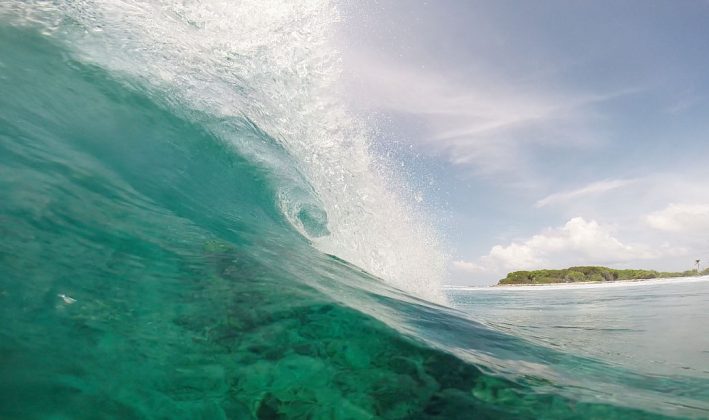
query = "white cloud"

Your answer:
(451, 259), (485, 274)
(472, 217), (658, 275)
(646, 203), (709, 233)
(535, 178), (636, 208)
